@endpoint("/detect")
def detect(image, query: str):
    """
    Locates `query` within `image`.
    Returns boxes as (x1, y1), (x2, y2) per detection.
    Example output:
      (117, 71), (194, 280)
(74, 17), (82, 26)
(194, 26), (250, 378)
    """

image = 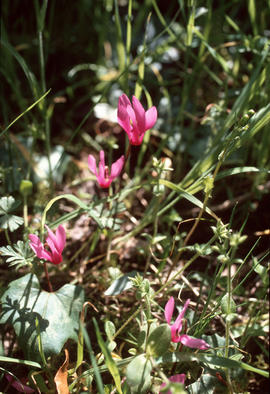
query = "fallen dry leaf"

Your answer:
(54, 348), (69, 394)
